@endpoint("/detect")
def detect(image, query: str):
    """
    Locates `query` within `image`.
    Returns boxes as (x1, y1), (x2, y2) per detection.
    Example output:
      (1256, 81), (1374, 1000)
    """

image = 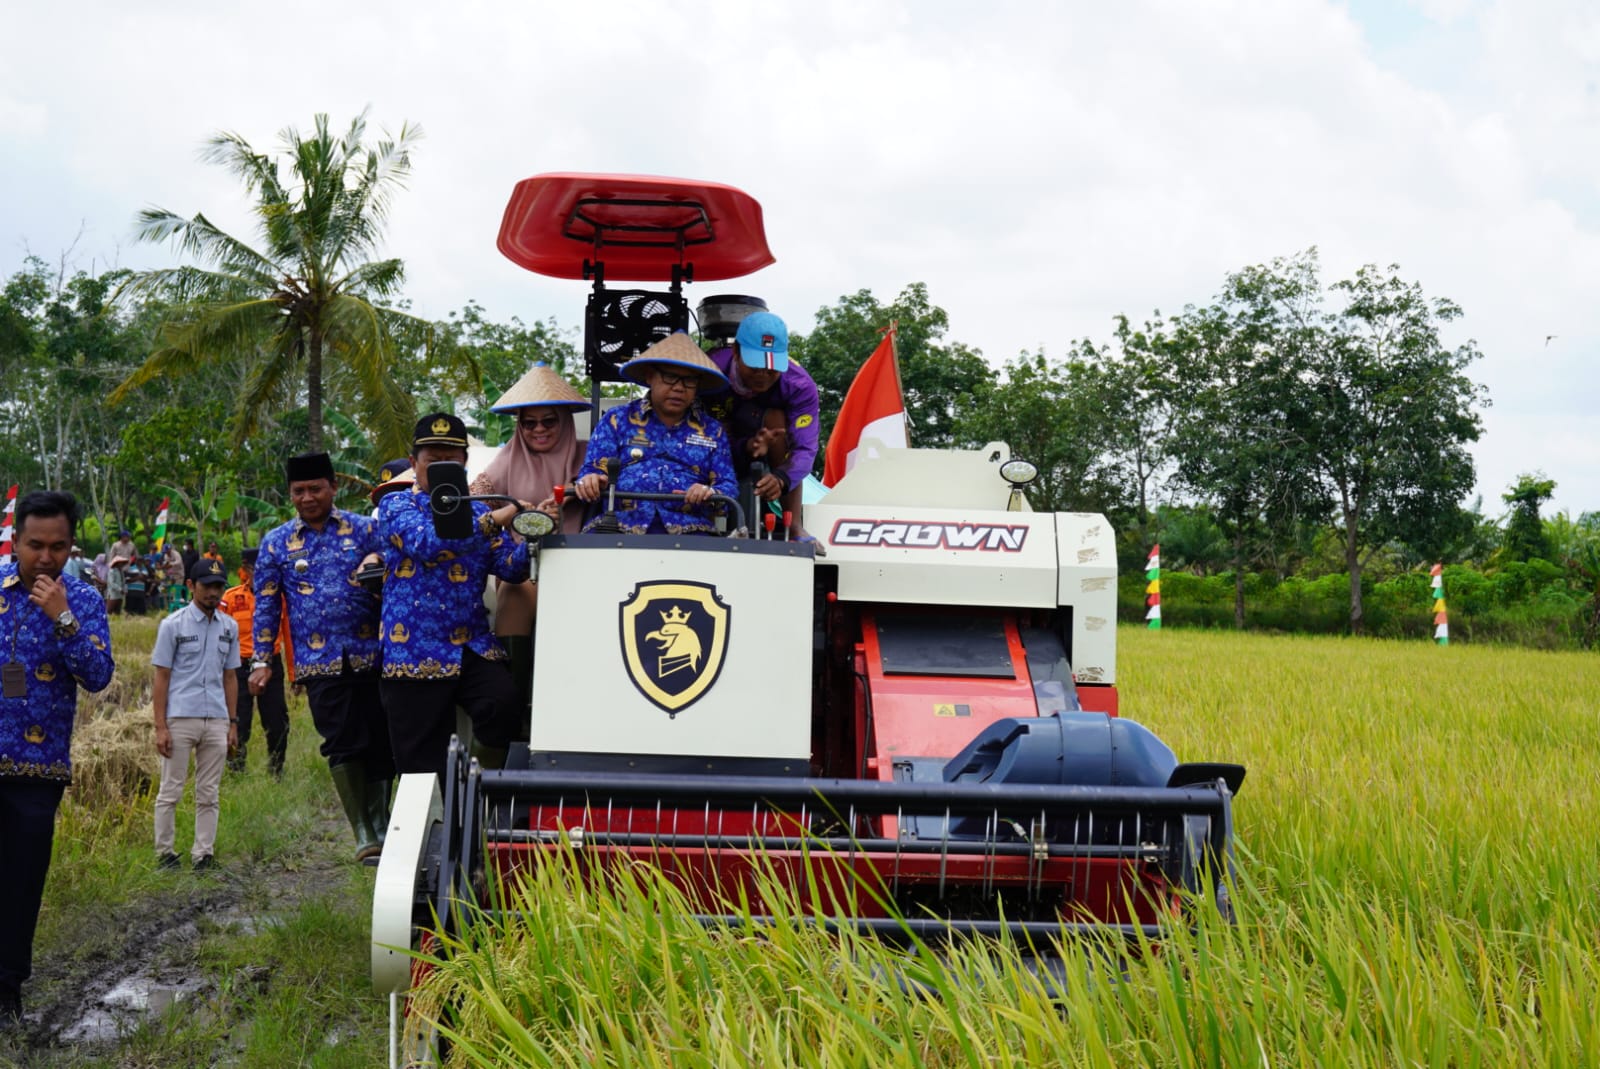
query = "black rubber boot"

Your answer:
(328, 762), (382, 863)
(499, 635), (534, 742)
